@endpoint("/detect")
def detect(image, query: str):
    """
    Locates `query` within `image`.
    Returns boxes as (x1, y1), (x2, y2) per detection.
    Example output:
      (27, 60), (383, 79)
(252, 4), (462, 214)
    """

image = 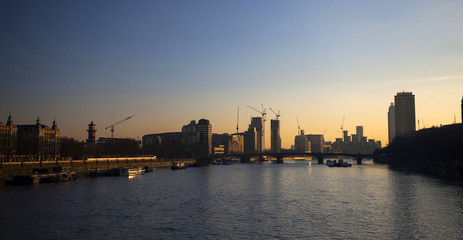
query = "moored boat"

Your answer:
(171, 162), (186, 170)
(326, 159), (352, 167)
(128, 167), (144, 175)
